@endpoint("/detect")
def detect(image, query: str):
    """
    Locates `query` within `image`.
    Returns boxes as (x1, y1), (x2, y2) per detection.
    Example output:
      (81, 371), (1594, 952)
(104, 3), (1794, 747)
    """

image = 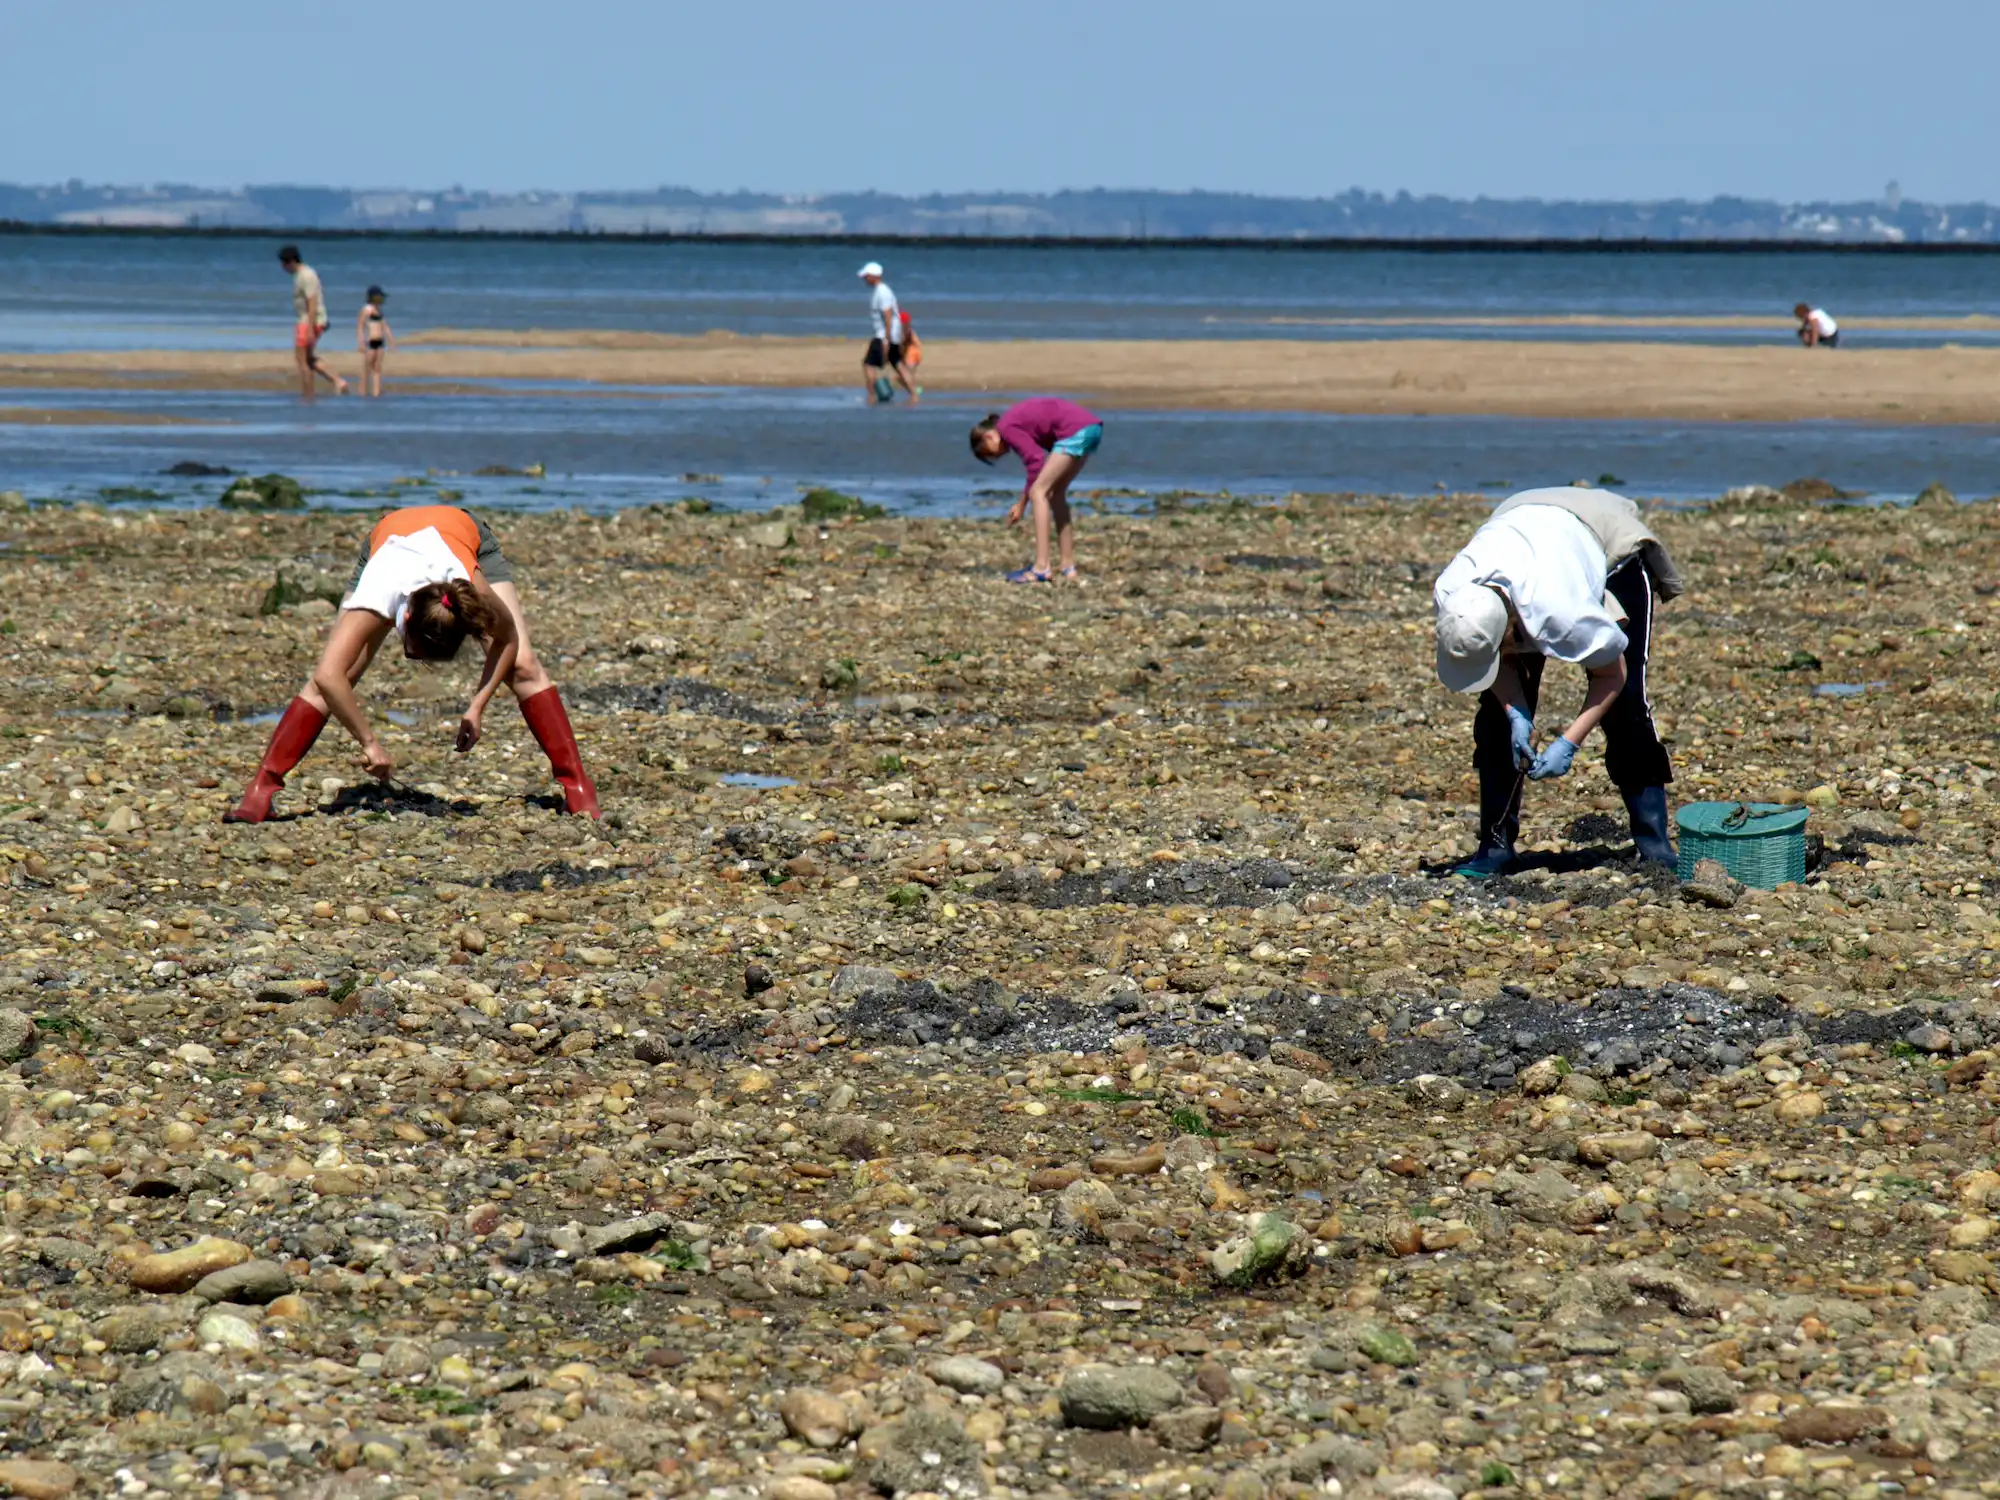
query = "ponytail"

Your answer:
(404, 577), (501, 661)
